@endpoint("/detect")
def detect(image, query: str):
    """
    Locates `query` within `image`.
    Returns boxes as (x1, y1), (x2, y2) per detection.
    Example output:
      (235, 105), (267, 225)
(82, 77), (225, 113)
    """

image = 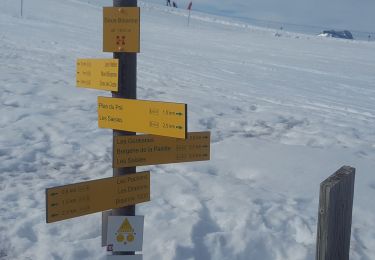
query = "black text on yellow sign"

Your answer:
(98, 96), (187, 139)
(76, 59), (119, 91)
(114, 132), (210, 167)
(46, 172), (150, 223)
(103, 7), (140, 53)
